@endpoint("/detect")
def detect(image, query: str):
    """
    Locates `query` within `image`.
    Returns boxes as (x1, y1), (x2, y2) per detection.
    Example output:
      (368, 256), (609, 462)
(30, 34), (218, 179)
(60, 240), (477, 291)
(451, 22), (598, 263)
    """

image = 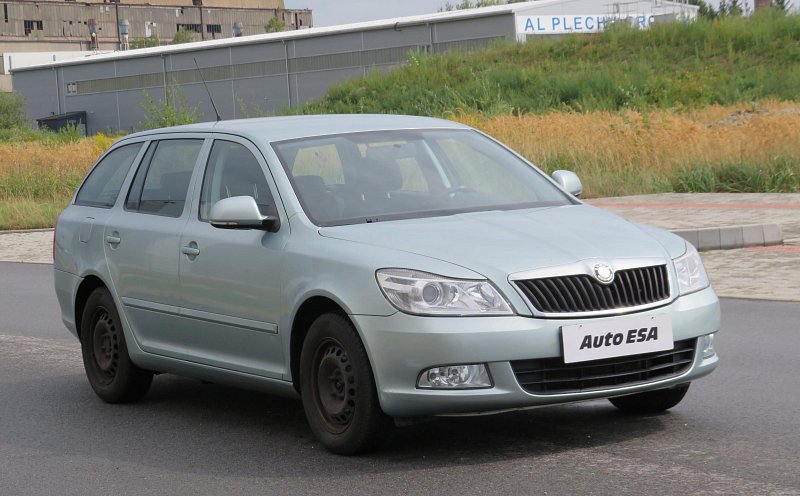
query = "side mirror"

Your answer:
(209, 196), (280, 232)
(551, 170), (583, 197)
